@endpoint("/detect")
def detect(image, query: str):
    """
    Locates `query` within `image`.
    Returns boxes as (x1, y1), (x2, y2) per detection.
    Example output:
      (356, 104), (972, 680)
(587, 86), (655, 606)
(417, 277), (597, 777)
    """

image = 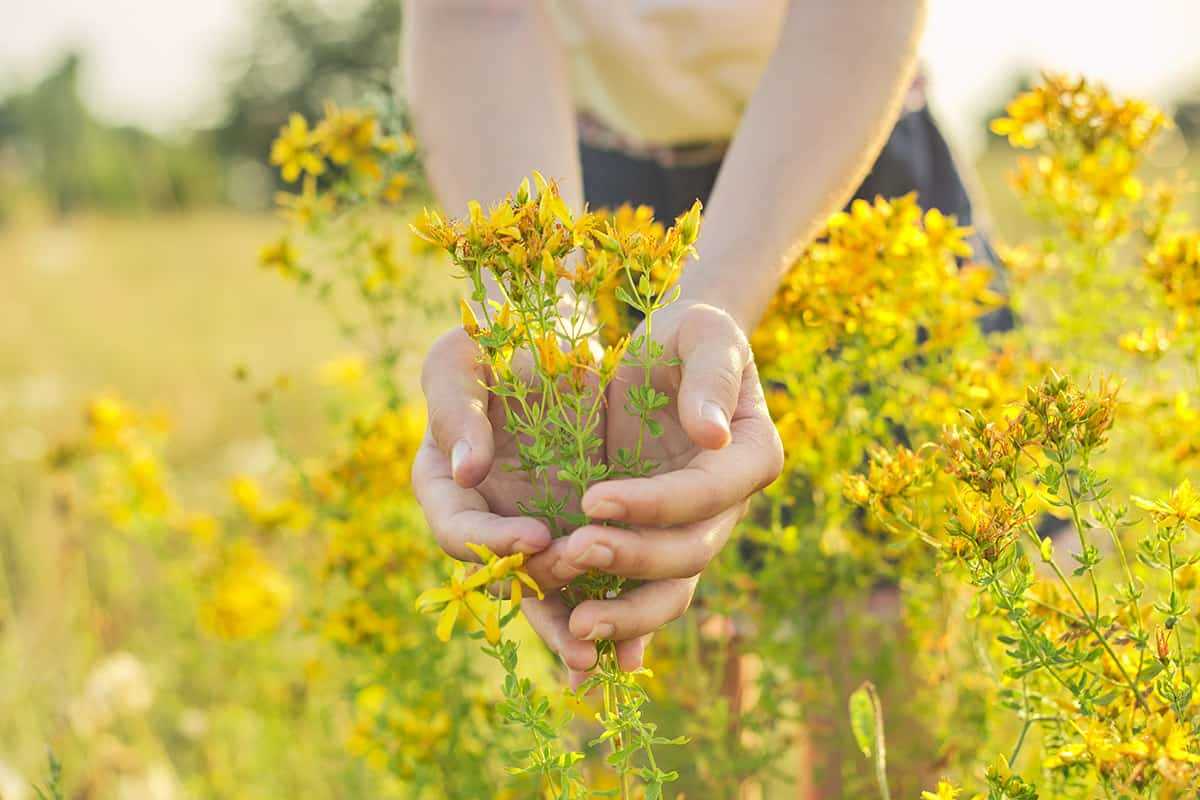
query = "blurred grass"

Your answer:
(0, 211), (391, 796)
(0, 211), (346, 461)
